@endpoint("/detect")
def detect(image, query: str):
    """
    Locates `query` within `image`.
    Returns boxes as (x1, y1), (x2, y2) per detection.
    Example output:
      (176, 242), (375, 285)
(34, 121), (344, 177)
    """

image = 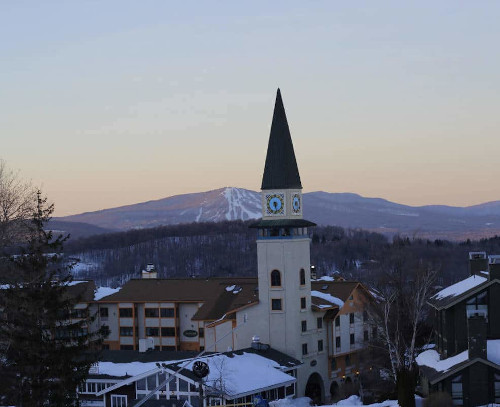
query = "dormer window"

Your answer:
(271, 270), (281, 287)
